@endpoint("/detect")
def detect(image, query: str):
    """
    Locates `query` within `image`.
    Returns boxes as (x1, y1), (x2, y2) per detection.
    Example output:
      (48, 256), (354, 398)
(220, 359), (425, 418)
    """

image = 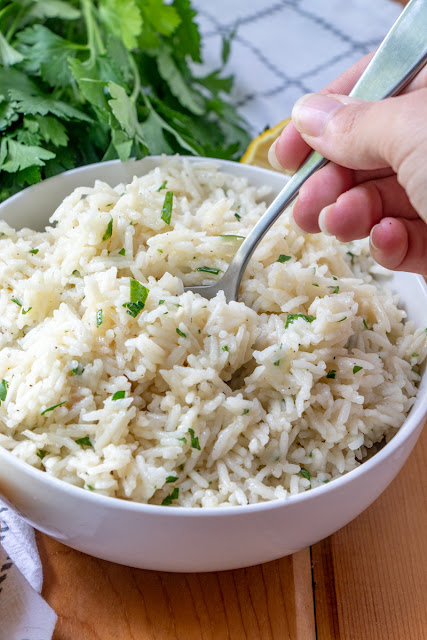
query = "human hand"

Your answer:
(268, 54), (427, 275)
